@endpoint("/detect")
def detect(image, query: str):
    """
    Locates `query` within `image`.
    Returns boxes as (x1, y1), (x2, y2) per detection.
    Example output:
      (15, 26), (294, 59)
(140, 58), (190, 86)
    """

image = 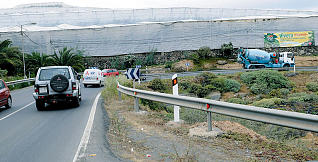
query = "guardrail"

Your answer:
(117, 82), (318, 132)
(5, 78), (35, 86)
